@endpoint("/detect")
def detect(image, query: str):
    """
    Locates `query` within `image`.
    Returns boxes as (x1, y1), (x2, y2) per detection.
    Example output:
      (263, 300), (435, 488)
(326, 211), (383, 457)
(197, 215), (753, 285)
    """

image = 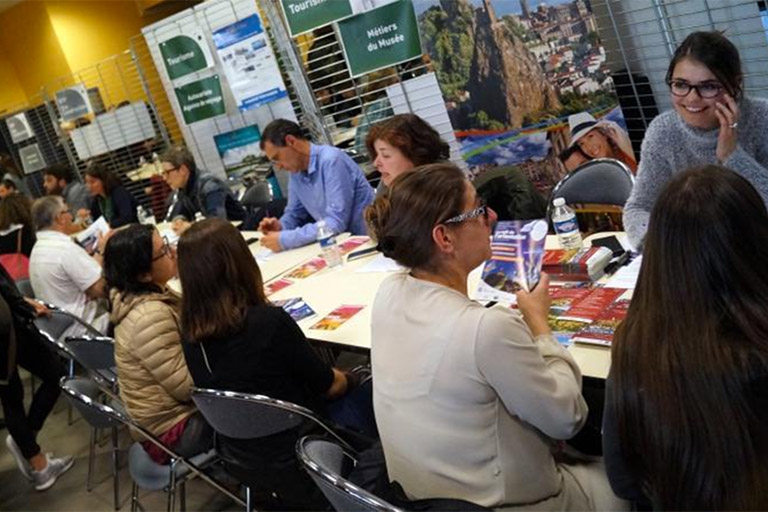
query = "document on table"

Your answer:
(354, 254), (404, 273)
(604, 256), (642, 289)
